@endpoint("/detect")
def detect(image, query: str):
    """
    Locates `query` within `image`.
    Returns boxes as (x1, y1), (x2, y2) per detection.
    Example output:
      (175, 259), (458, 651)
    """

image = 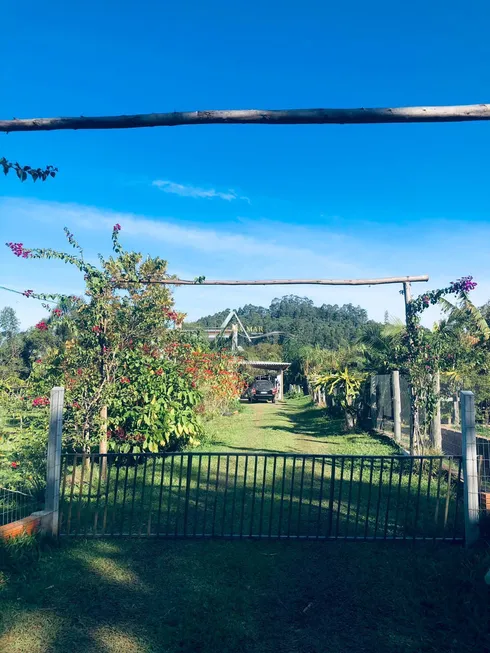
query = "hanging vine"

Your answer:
(1, 156), (57, 182)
